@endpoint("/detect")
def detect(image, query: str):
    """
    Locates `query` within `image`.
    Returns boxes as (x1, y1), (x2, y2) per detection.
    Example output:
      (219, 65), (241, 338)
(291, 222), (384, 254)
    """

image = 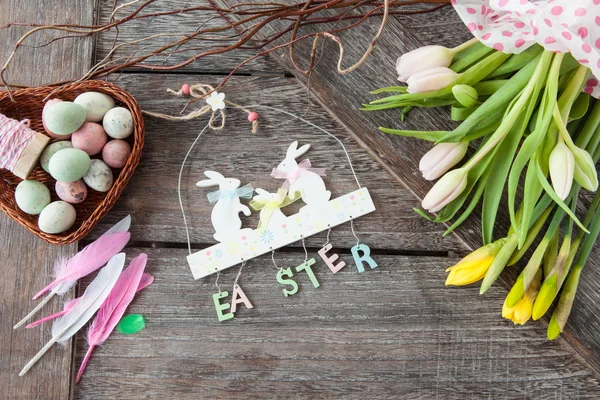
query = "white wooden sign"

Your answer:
(187, 187), (375, 279)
